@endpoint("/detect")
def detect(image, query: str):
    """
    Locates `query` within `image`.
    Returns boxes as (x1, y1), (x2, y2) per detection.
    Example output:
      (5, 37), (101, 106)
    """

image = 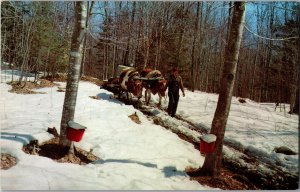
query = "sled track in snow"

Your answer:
(131, 100), (298, 190)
